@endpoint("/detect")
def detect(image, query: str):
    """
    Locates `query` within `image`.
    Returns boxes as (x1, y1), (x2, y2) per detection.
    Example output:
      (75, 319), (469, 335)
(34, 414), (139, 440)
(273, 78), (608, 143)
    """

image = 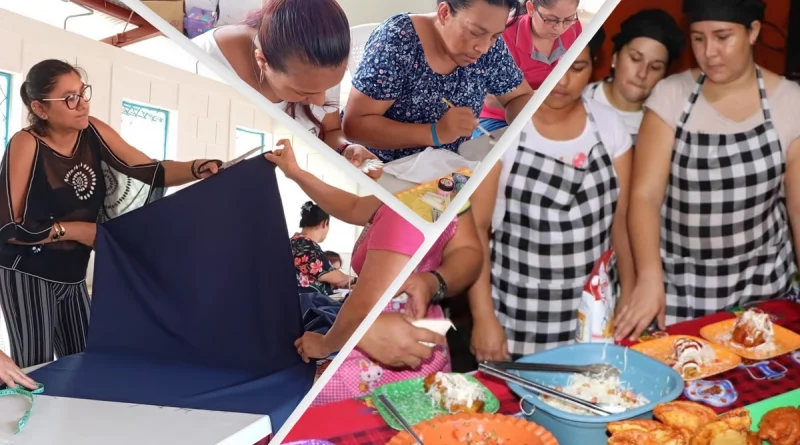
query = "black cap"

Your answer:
(612, 9), (685, 65)
(683, 0), (766, 27)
